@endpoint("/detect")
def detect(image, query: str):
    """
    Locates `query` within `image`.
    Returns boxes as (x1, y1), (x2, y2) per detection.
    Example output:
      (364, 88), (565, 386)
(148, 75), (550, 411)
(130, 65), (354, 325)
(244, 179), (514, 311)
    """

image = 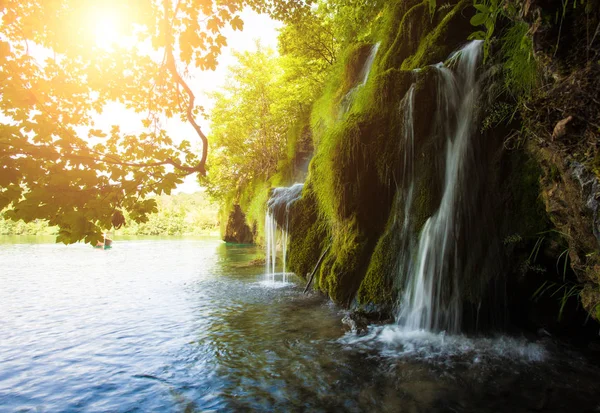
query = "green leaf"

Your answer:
(470, 13), (487, 27)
